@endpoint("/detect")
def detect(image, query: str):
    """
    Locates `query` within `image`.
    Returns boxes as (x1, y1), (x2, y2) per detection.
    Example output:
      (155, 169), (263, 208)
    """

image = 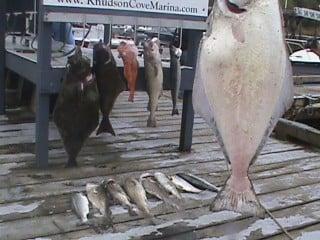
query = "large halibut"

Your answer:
(193, 0), (293, 216)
